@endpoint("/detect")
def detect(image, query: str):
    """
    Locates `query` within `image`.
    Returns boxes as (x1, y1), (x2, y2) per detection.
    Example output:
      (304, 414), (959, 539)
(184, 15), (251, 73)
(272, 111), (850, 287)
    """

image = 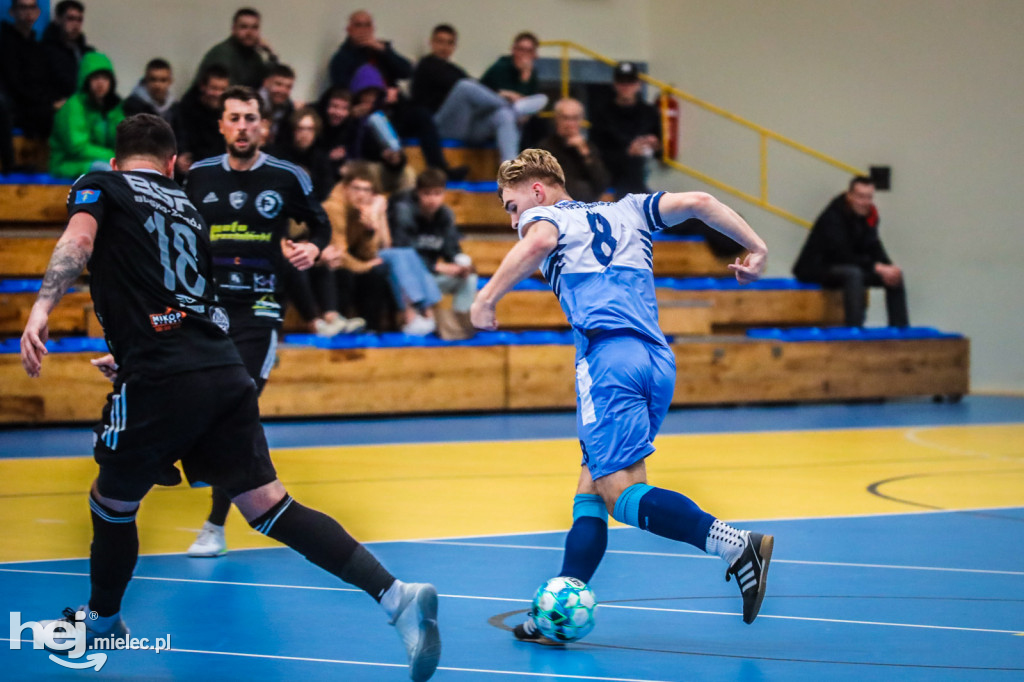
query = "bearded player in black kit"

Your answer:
(19, 114), (441, 681)
(182, 85), (339, 557)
